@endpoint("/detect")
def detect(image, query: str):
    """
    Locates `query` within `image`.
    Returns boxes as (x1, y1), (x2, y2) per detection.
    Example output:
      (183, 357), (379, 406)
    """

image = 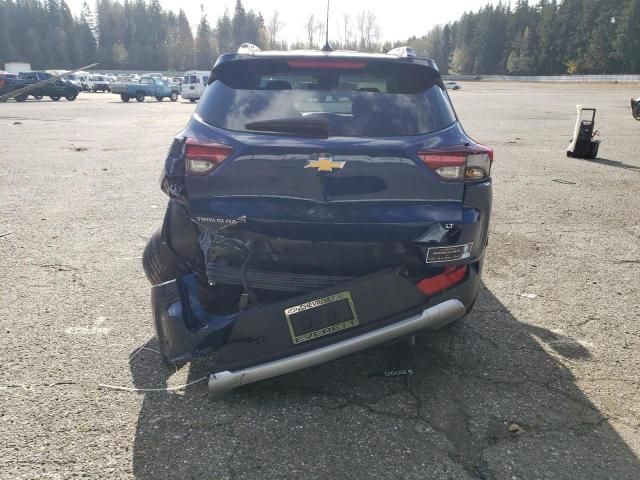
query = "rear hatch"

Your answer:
(182, 56), (466, 243)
